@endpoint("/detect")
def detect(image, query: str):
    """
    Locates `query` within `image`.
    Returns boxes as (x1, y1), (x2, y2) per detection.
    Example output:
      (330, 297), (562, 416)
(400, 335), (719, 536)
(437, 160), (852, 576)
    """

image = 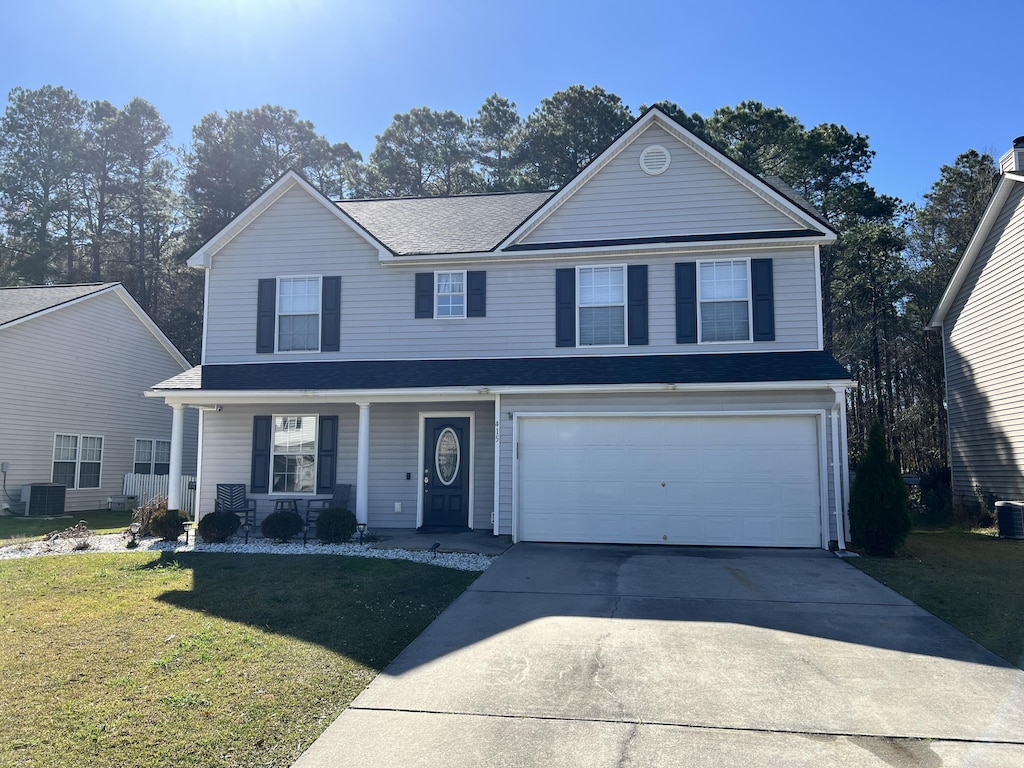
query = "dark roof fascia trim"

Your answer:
(503, 229), (826, 252)
(197, 352), (853, 392)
